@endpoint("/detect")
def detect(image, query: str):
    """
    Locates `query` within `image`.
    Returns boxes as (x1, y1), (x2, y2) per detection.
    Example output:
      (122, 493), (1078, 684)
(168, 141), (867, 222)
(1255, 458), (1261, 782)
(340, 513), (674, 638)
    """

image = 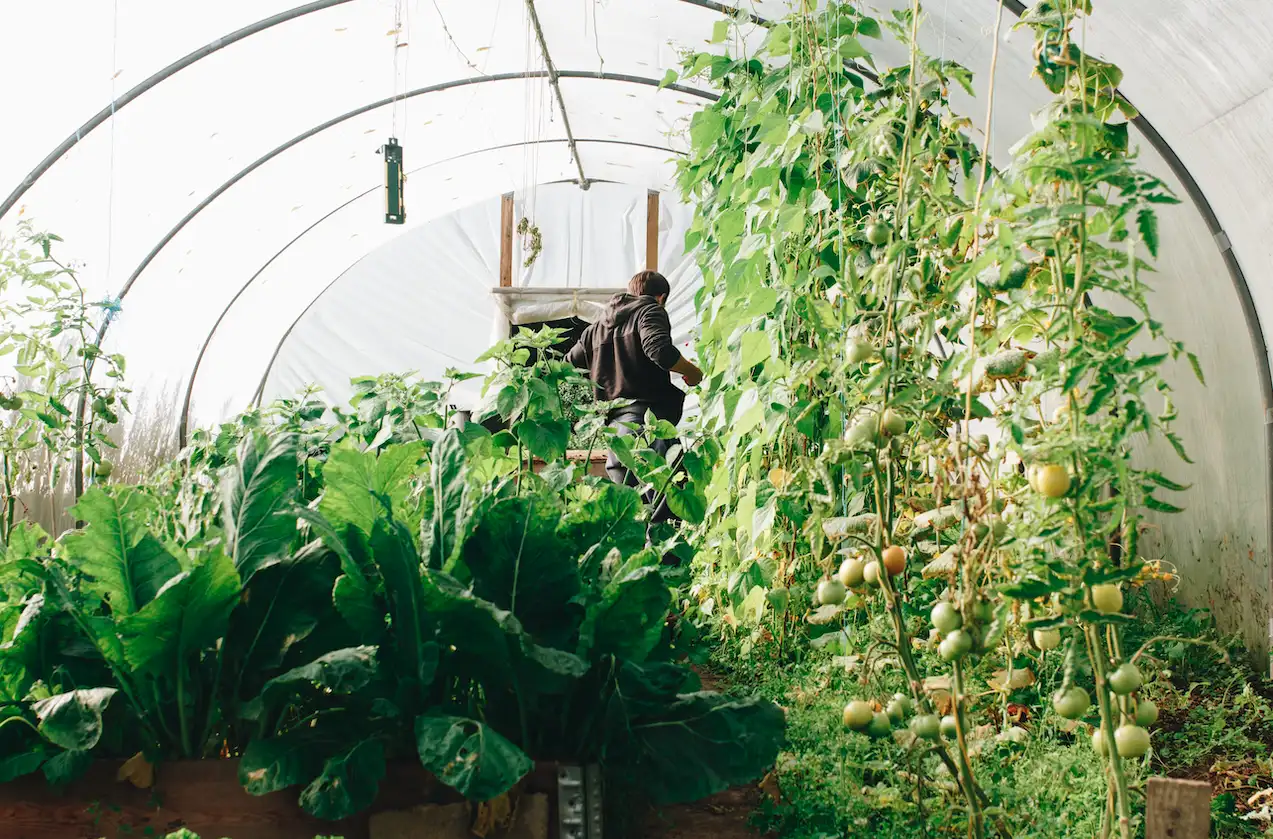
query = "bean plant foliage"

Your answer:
(672, 1), (1197, 837)
(0, 346), (783, 819)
